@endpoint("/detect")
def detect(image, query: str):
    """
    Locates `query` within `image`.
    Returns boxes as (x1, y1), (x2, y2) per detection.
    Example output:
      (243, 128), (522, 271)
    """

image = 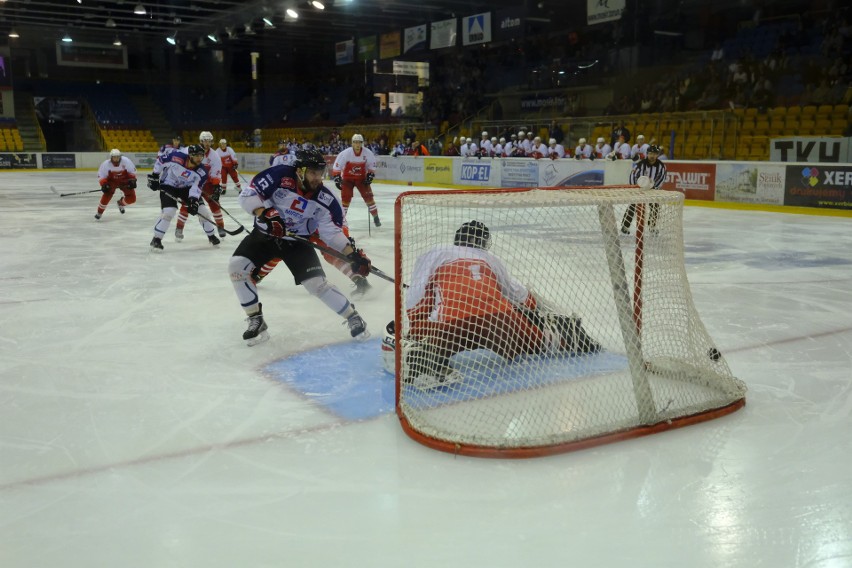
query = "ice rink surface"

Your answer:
(1, 170), (851, 567)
